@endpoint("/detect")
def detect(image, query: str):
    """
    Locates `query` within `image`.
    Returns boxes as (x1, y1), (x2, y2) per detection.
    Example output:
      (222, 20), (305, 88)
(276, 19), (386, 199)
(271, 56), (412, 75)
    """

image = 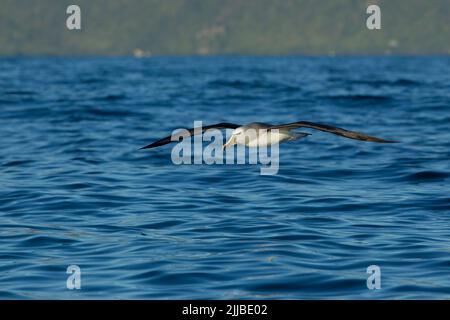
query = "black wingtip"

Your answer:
(139, 144), (154, 150)
(376, 139), (400, 143)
